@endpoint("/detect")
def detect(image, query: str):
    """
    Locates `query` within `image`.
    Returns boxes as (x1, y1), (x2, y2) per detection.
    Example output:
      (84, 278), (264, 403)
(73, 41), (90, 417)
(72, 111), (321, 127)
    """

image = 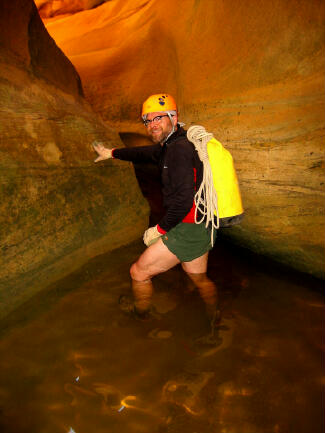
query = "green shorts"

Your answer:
(162, 222), (217, 262)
